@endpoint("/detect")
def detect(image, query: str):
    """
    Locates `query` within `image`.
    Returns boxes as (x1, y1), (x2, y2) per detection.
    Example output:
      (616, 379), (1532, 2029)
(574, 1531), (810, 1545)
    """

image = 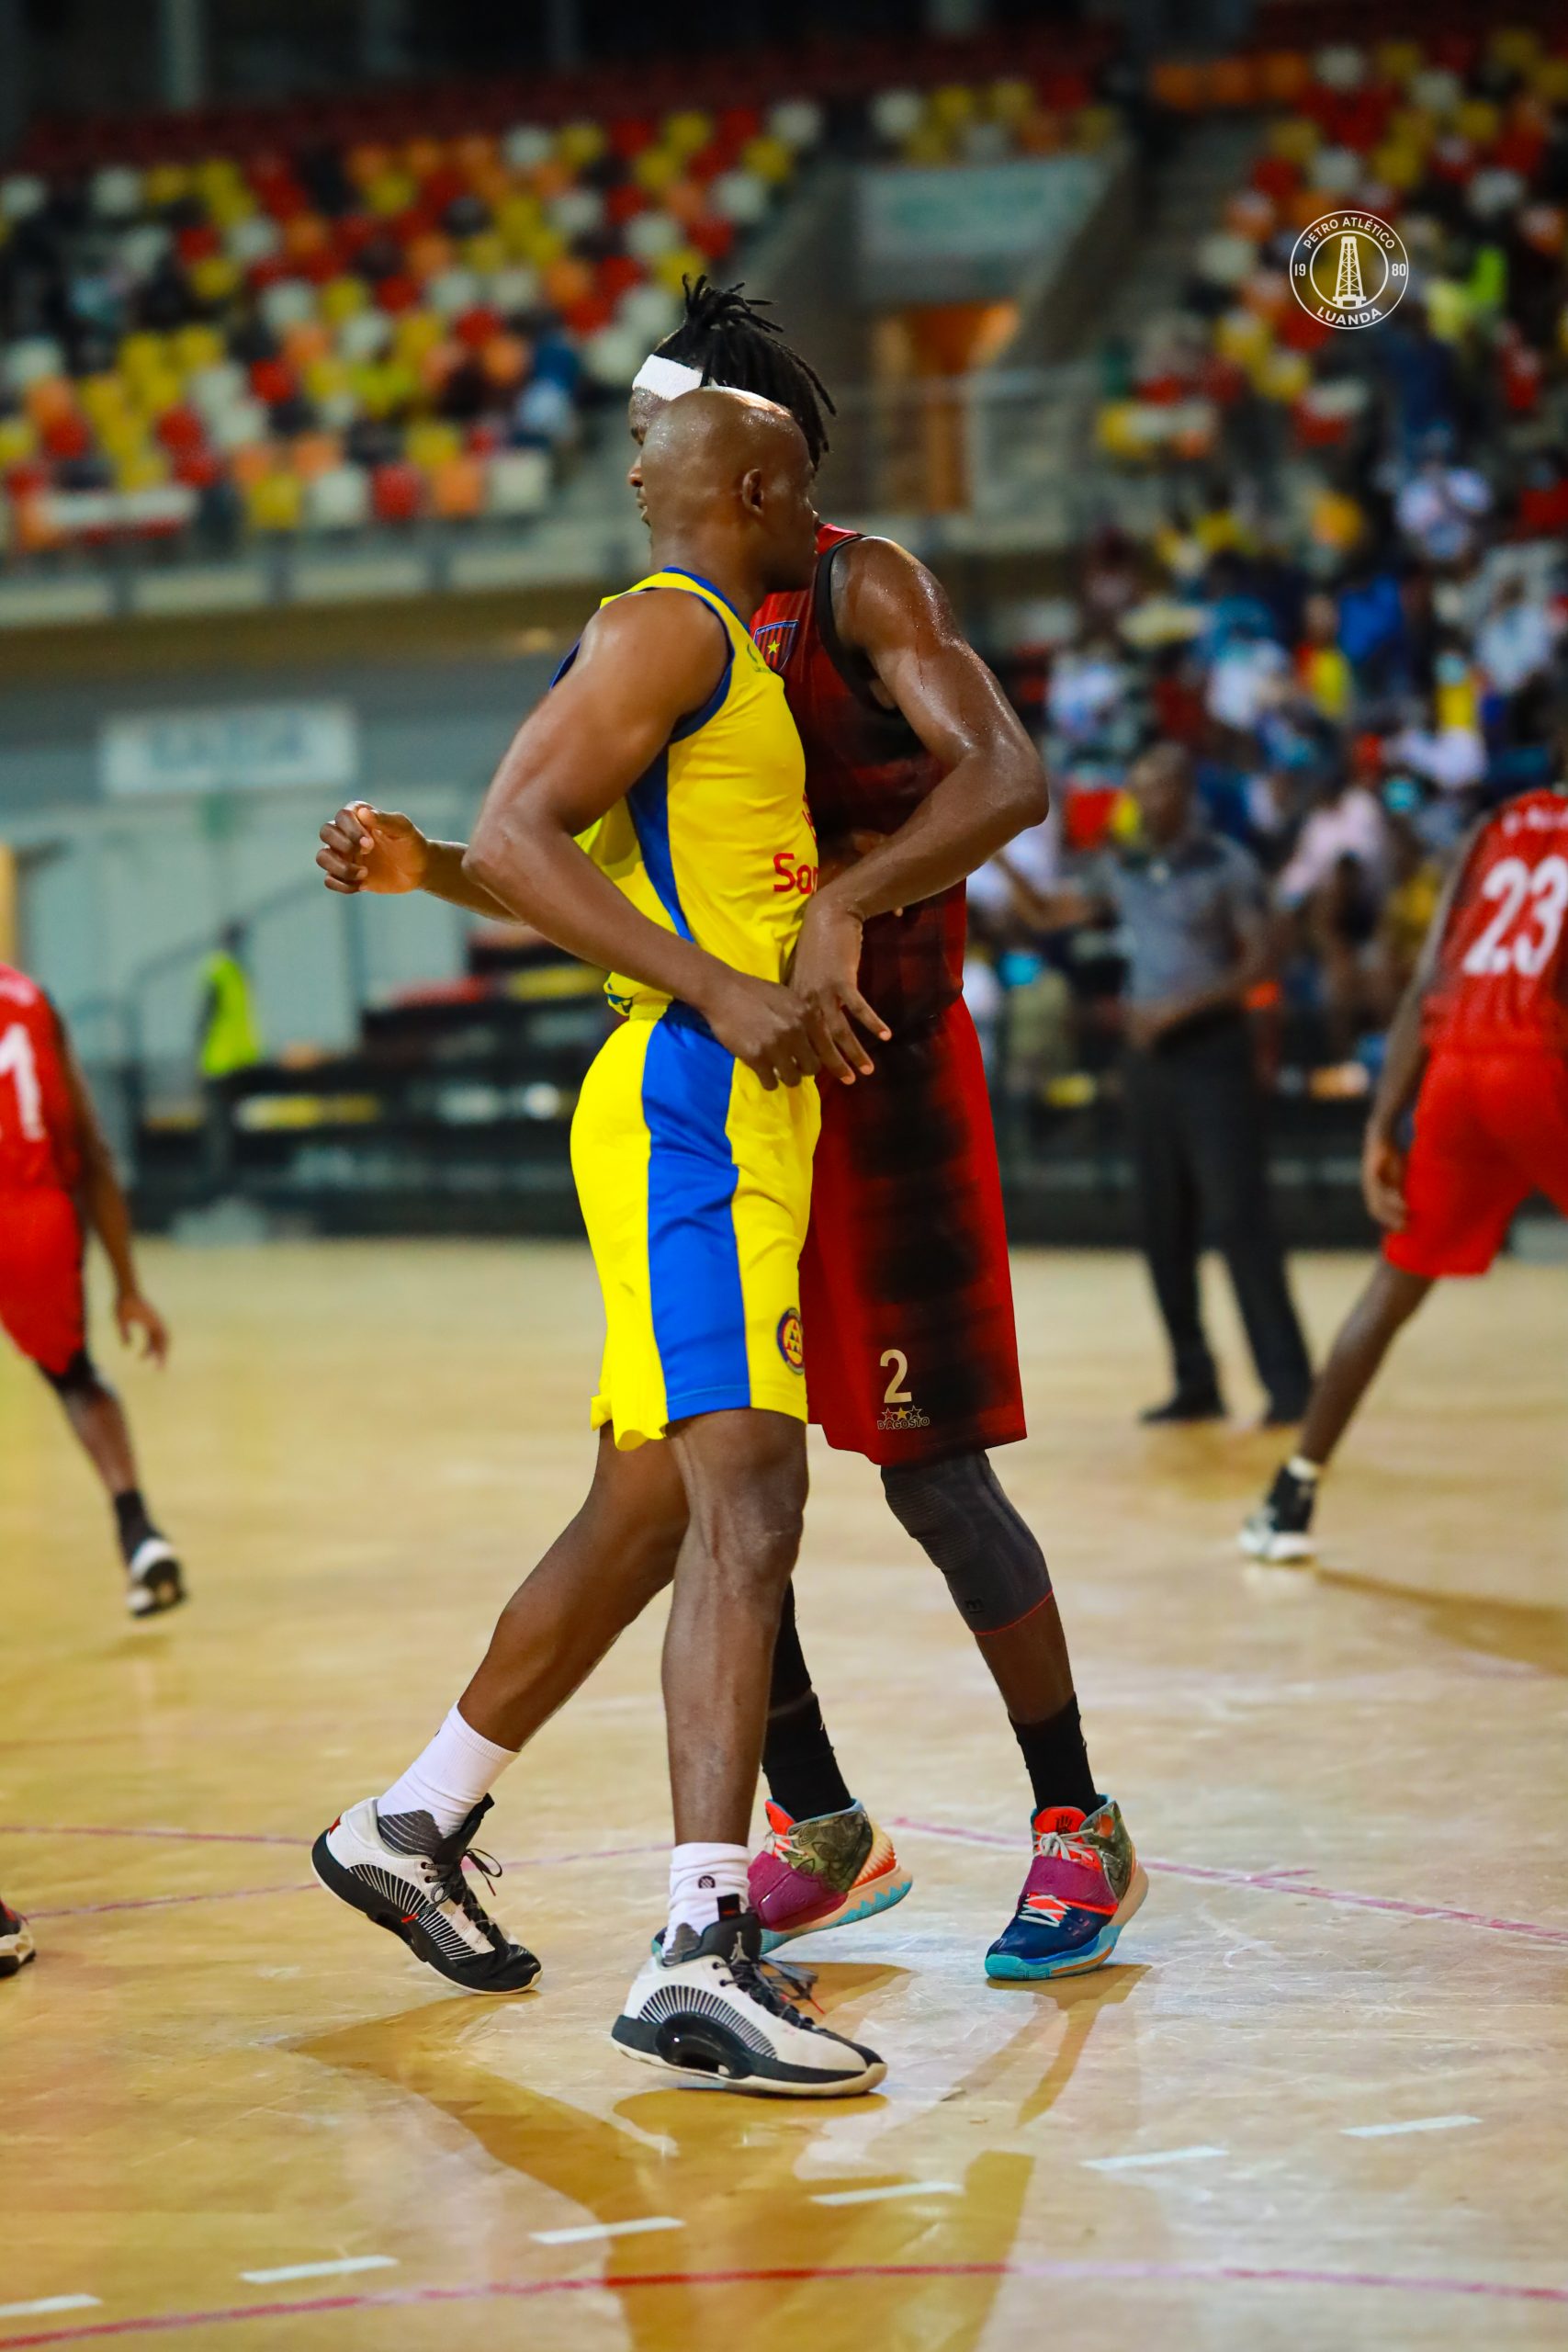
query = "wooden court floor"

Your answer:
(2, 1240), (1565, 2352)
